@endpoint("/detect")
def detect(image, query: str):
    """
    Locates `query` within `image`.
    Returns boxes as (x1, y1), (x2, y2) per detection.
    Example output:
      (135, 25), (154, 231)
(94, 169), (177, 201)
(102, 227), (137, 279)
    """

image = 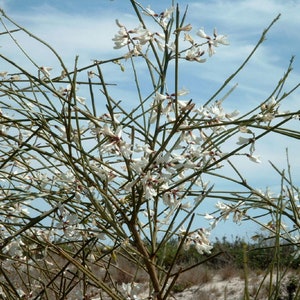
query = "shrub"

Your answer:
(0, 1), (299, 299)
